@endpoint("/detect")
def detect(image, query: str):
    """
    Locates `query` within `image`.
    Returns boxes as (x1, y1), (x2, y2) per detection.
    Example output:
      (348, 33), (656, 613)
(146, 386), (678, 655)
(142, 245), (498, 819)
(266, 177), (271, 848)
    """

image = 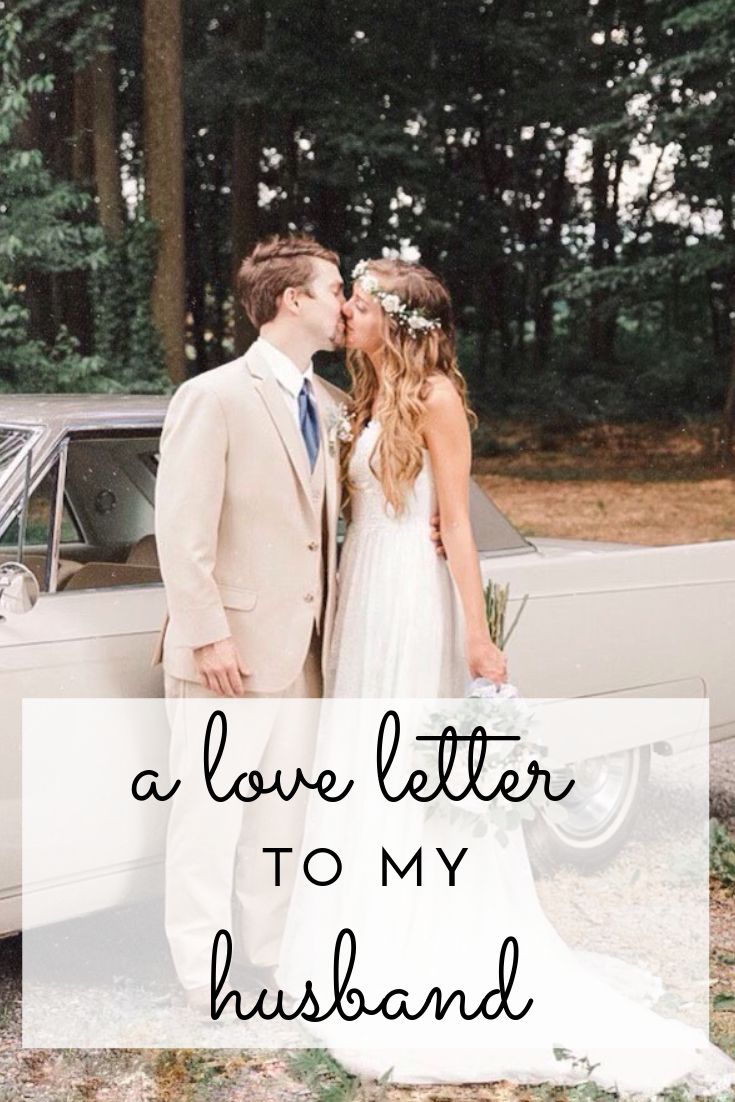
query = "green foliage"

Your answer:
(11, 0), (115, 66)
(0, 283), (106, 393)
(0, 9), (166, 393)
(0, 11), (106, 392)
(710, 818), (735, 892)
(91, 216), (169, 393)
(287, 1049), (366, 1102)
